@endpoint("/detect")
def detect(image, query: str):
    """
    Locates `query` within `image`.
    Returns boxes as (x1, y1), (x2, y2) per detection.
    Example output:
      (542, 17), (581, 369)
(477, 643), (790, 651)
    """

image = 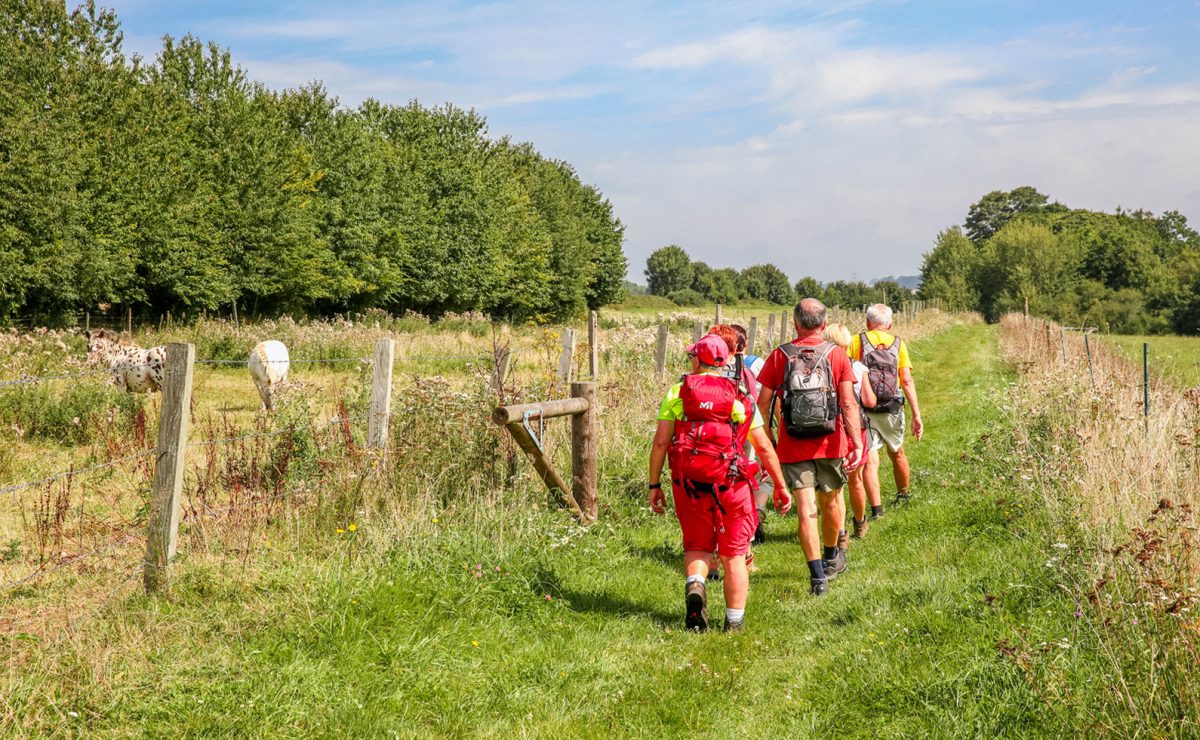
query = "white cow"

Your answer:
(248, 340), (290, 411)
